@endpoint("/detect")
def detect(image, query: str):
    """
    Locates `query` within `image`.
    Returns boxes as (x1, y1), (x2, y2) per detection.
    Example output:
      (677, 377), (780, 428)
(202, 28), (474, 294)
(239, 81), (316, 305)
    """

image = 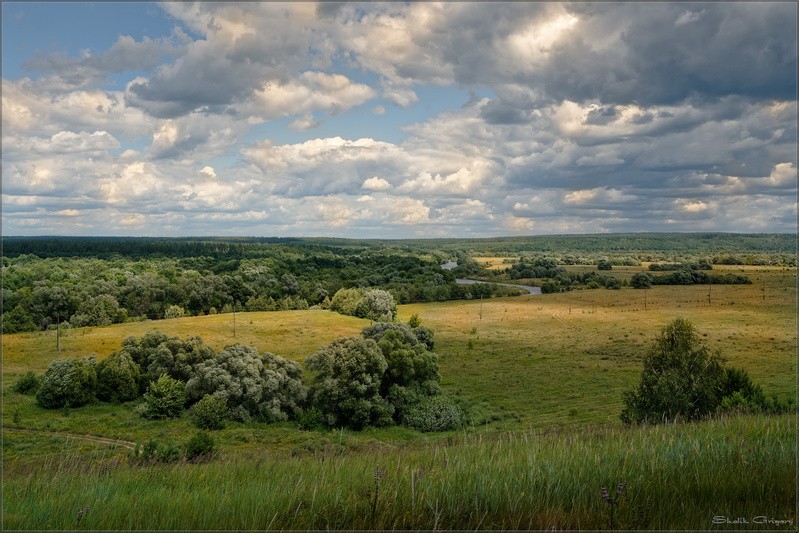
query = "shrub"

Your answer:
(720, 367), (765, 406)
(130, 438), (181, 464)
(163, 305), (185, 319)
(597, 260), (613, 270)
(330, 288), (364, 317)
(620, 319), (725, 424)
(259, 352), (306, 422)
(36, 357), (97, 409)
(96, 351), (141, 403)
(306, 336), (393, 430)
(141, 374), (186, 419)
(630, 273), (653, 289)
(716, 367), (794, 414)
(377, 330), (441, 422)
(13, 371), (40, 395)
(185, 431), (215, 461)
(540, 281), (561, 294)
(402, 396), (465, 432)
(362, 322), (420, 346)
(156, 440), (182, 462)
(185, 345), (306, 422)
(189, 394), (228, 430)
(296, 407), (326, 431)
(356, 289), (397, 322)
